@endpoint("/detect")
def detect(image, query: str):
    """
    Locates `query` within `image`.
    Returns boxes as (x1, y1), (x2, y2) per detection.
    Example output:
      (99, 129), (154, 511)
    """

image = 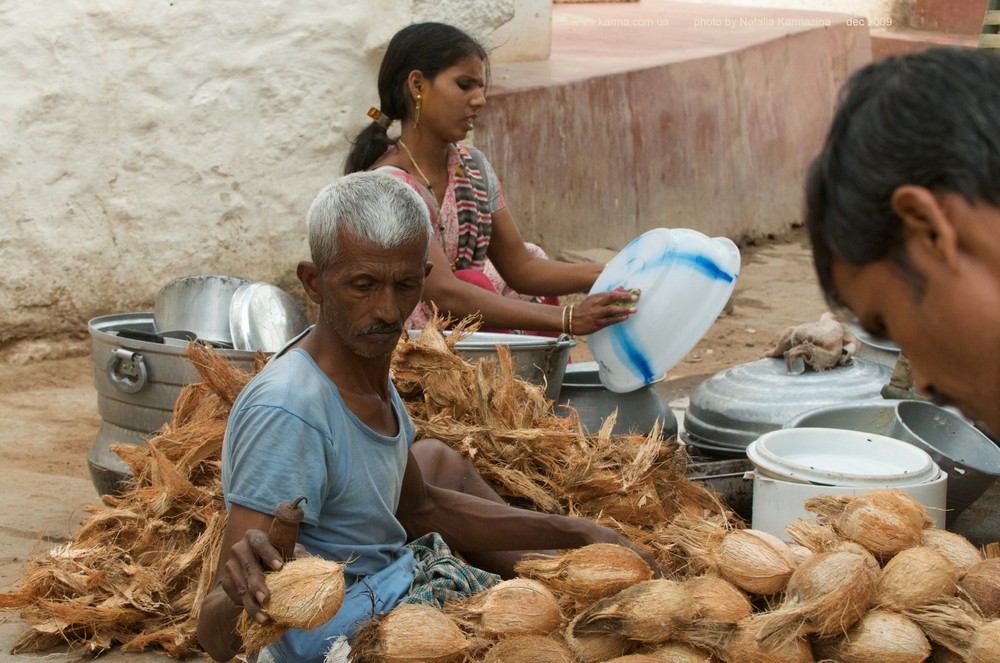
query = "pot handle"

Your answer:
(537, 333), (575, 374)
(554, 333), (575, 349)
(106, 347), (149, 394)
